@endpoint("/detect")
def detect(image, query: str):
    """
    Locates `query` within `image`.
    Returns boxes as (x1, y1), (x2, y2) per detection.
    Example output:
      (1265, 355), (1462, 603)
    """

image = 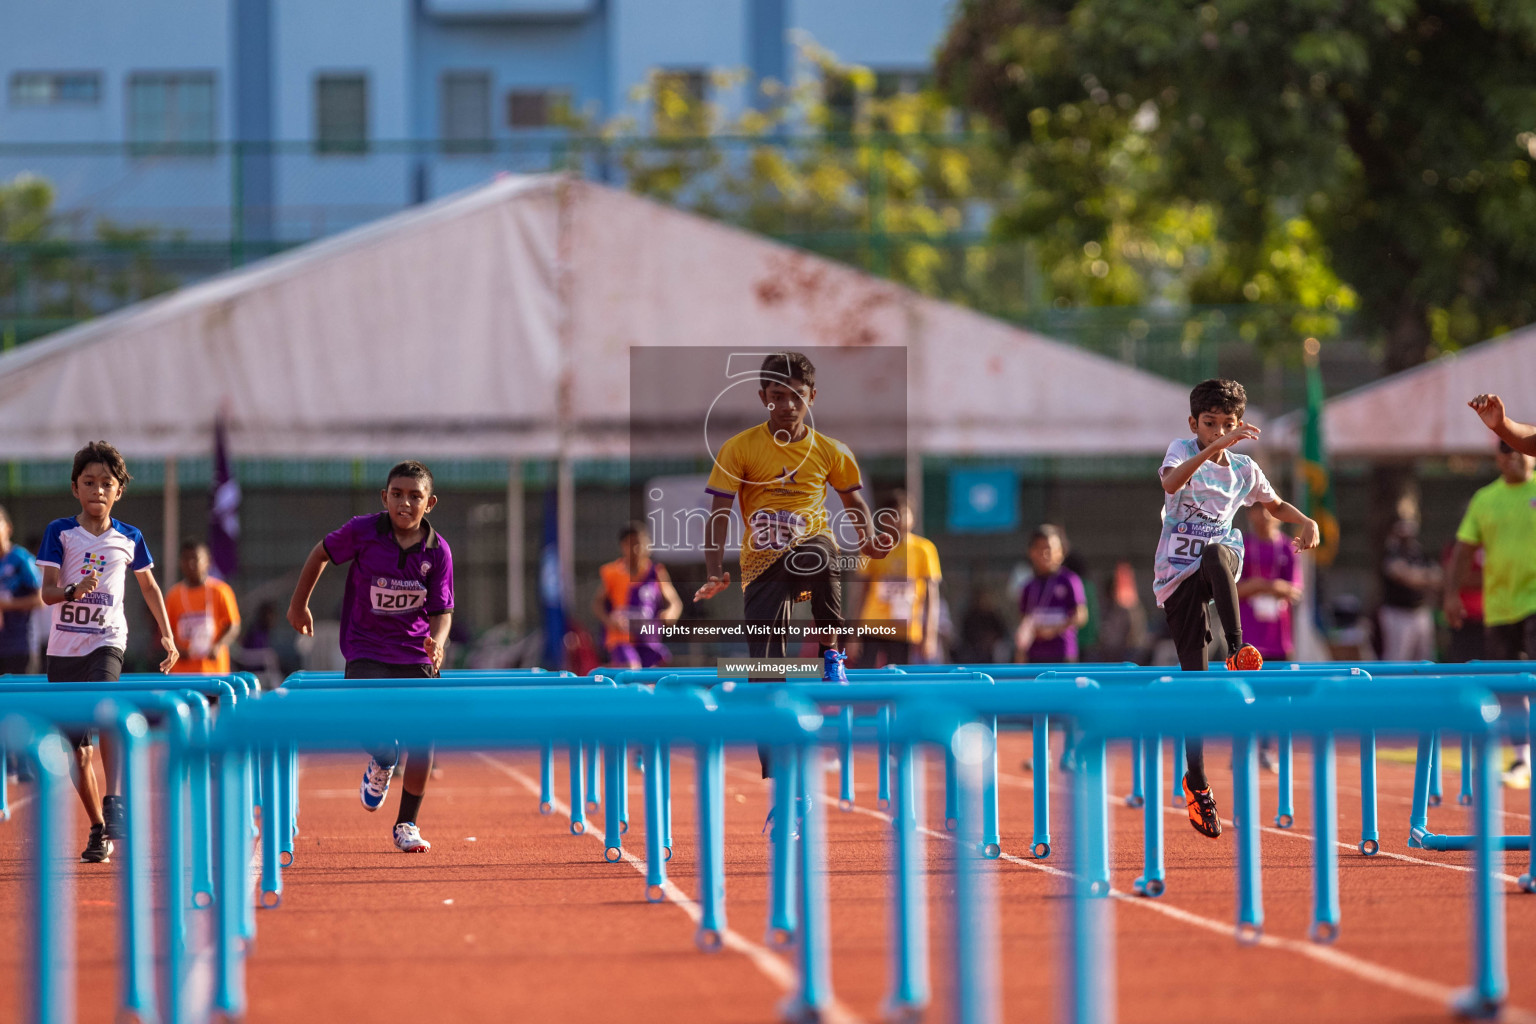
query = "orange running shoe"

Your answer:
(1226, 644), (1264, 671)
(1182, 774), (1223, 838)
